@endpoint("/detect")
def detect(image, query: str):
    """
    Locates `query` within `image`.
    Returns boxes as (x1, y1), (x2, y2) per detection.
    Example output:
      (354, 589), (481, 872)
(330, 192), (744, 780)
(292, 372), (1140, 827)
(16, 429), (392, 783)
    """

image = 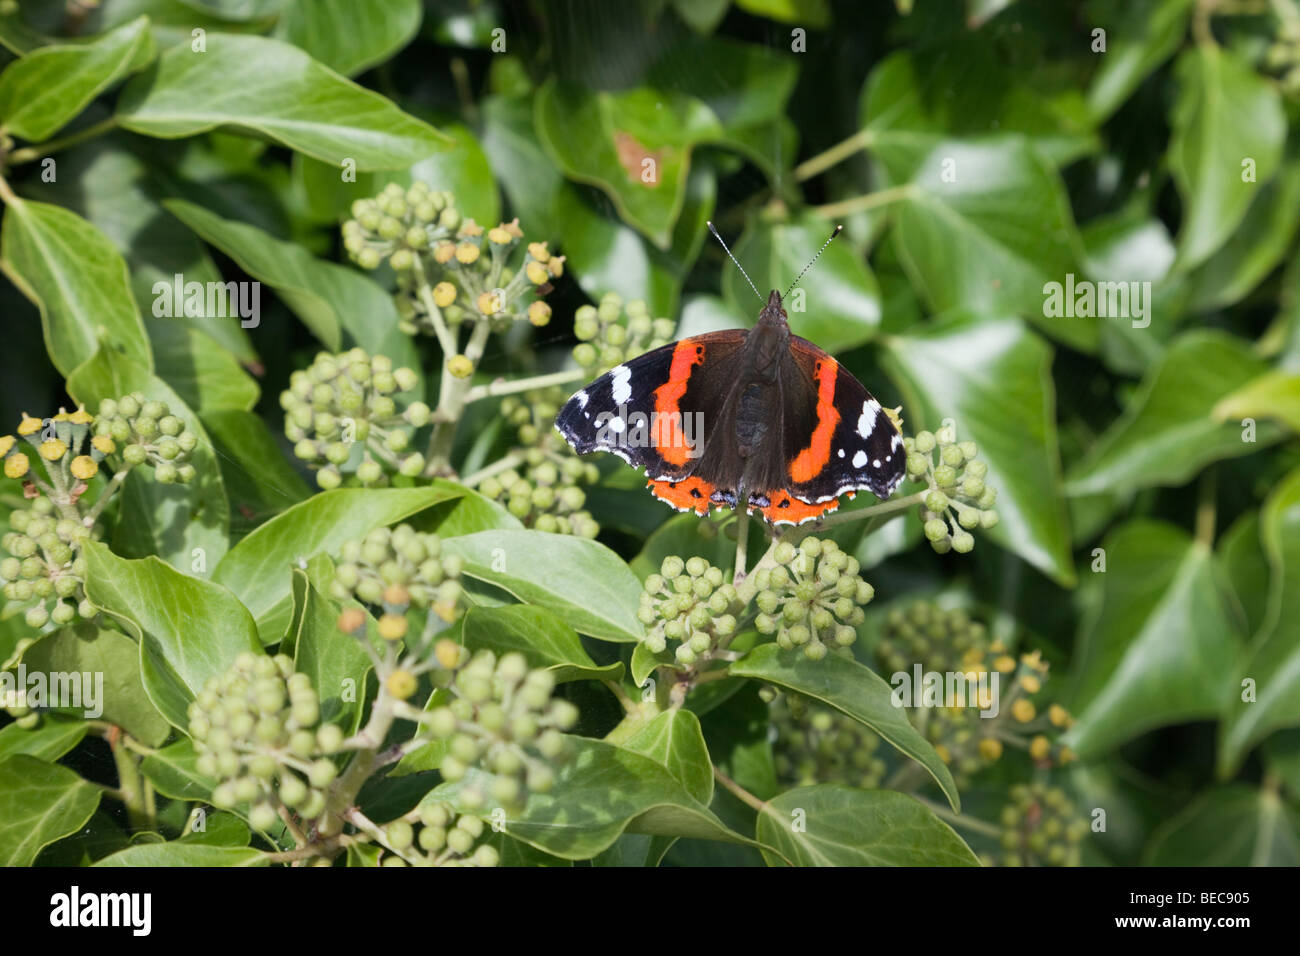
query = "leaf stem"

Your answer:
(1195, 467), (1217, 548)
(794, 128), (875, 182)
(713, 765), (766, 813)
(811, 184), (918, 221)
(913, 795), (1002, 839)
(7, 116), (120, 165)
(464, 366), (586, 403)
